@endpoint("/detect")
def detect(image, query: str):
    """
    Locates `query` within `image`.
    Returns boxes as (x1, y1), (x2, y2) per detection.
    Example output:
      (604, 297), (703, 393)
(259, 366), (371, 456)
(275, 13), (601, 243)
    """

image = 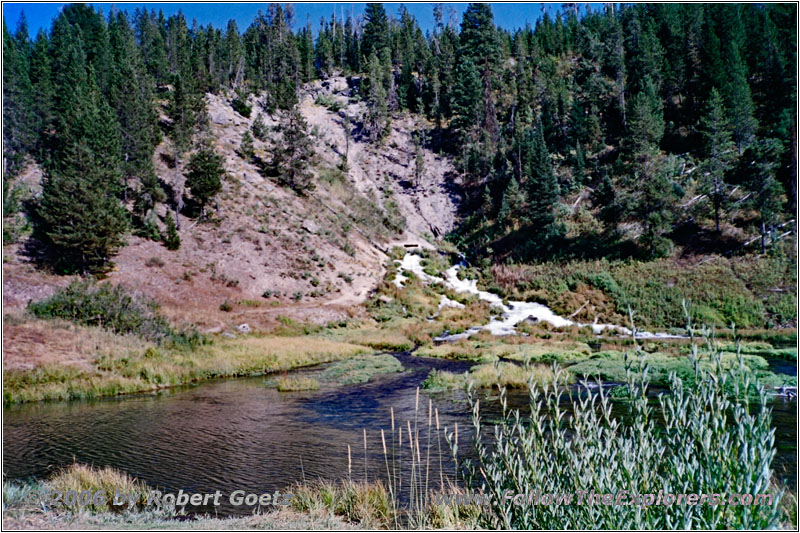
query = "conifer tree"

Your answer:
(522, 117), (560, 237)
(722, 41), (757, 153)
(3, 18), (36, 173)
(36, 68), (128, 273)
(186, 148), (225, 214)
(364, 52), (389, 142)
(450, 58), (481, 143)
(700, 88), (736, 232)
(251, 113), (268, 141)
(362, 3), (389, 60)
(273, 106), (314, 193)
(161, 214), (181, 251)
